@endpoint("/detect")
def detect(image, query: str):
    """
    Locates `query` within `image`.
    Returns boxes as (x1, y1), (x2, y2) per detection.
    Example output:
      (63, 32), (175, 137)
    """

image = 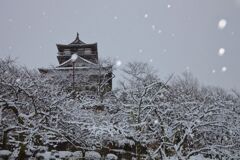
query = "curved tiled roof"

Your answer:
(56, 33), (97, 51)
